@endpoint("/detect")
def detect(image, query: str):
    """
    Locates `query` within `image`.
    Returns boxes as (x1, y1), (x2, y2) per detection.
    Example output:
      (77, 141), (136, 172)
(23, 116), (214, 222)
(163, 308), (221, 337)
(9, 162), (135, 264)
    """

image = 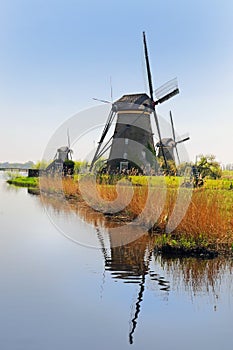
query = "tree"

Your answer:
(74, 161), (89, 174)
(33, 160), (50, 170)
(196, 154), (222, 179)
